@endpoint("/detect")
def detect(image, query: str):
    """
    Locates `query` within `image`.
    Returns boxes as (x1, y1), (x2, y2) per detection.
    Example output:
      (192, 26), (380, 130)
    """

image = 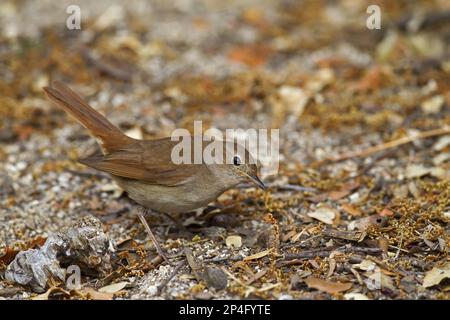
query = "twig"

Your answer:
(281, 246), (382, 261)
(203, 255), (244, 263)
(394, 231), (404, 260)
(325, 126), (450, 163)
(389, 245), (409, 254)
